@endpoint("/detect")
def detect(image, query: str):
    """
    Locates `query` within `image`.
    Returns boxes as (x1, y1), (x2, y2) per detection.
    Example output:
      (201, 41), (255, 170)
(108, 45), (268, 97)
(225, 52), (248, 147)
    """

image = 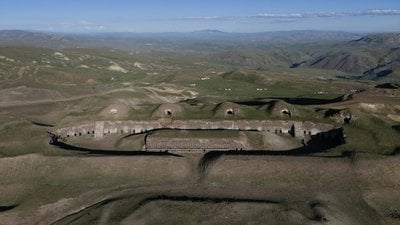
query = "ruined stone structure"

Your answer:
(51, 119), (342, 152)
(54, 119), (334, 139)
(145, 137), (247, 152)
